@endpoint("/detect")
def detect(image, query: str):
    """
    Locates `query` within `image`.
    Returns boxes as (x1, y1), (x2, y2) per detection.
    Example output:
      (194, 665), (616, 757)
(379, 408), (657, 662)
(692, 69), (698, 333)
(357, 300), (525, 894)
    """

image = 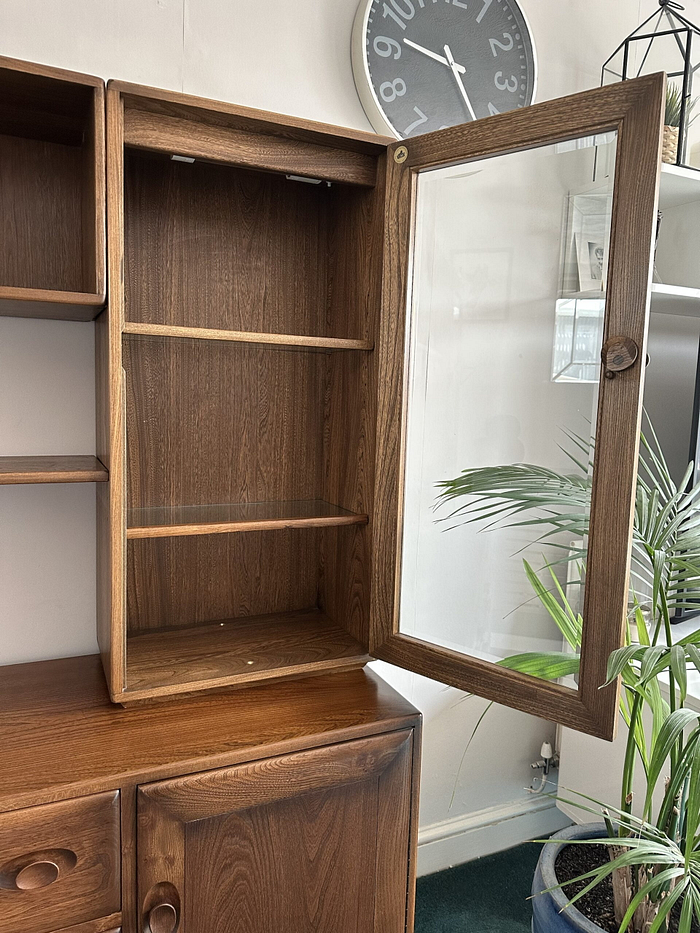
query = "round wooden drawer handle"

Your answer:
(15, 860), (60, 891)
(148, 902), (179, 933)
